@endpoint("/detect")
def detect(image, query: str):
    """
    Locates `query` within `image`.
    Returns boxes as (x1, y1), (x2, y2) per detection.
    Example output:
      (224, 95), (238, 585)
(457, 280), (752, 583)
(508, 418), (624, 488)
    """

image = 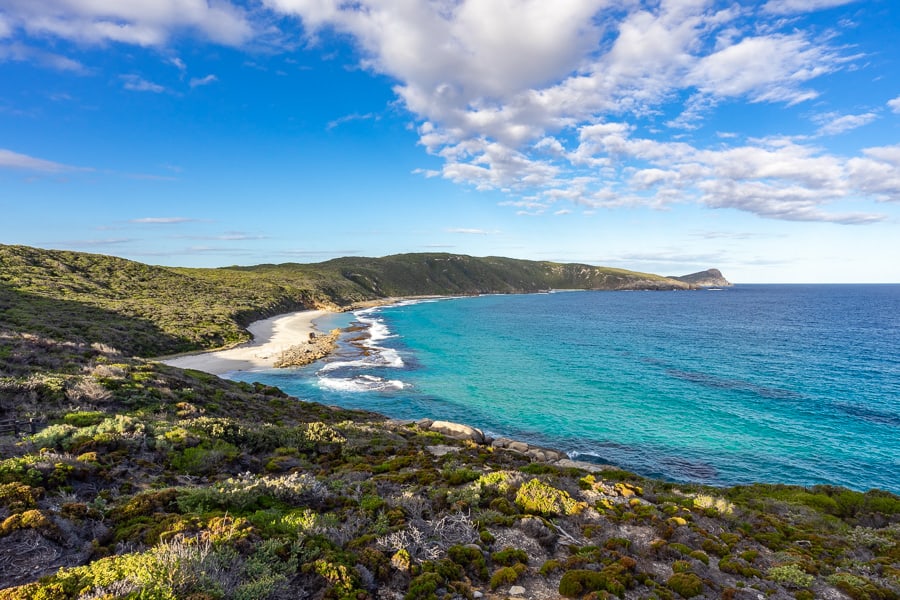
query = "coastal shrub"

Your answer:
(491, 547), (528, 567)
(539, 559), (562, 576)
(693, 494), (735, 516)
(689, 550), (710, 565)
(406, 572), (443, 600)
(826, 573), (895, 600)
(448, 544), (488, 580)
(170, 439), (240, 475)
(177, 472), (329, 513)
(667, 572), (704, 598)
(477, 470), (520, 495)
(489, 565), (525, 590)
(768, 564), (814, 588)
(63, 410), (107, 427)
(0, 482), (43, 511)
(515, 478), (585, 517)
(718, 555), (762, 578)
(442, 467), (480, 486)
